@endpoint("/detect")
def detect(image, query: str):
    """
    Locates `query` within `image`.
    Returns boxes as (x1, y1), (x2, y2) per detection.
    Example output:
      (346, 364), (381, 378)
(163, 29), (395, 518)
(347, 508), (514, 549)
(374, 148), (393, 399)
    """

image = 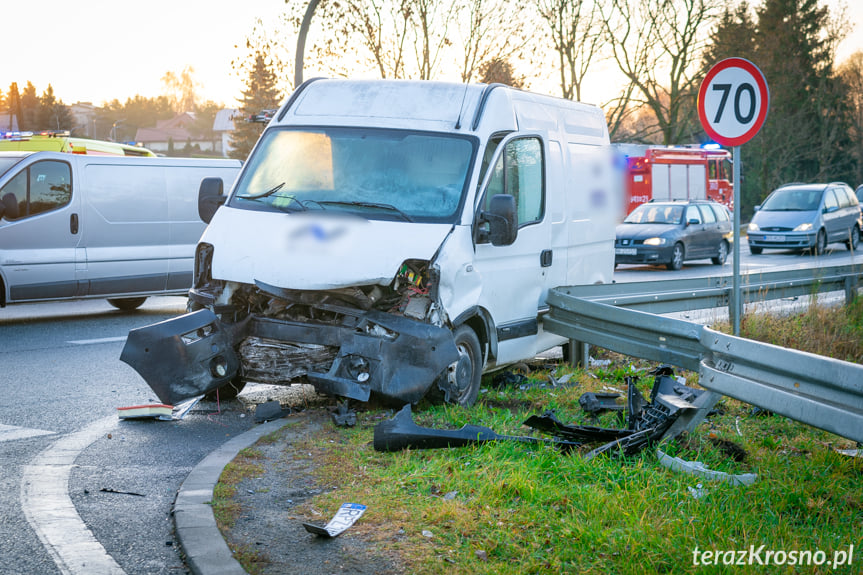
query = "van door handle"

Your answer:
(70, 213), (79, 234)
(540, 249), (553, 267)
